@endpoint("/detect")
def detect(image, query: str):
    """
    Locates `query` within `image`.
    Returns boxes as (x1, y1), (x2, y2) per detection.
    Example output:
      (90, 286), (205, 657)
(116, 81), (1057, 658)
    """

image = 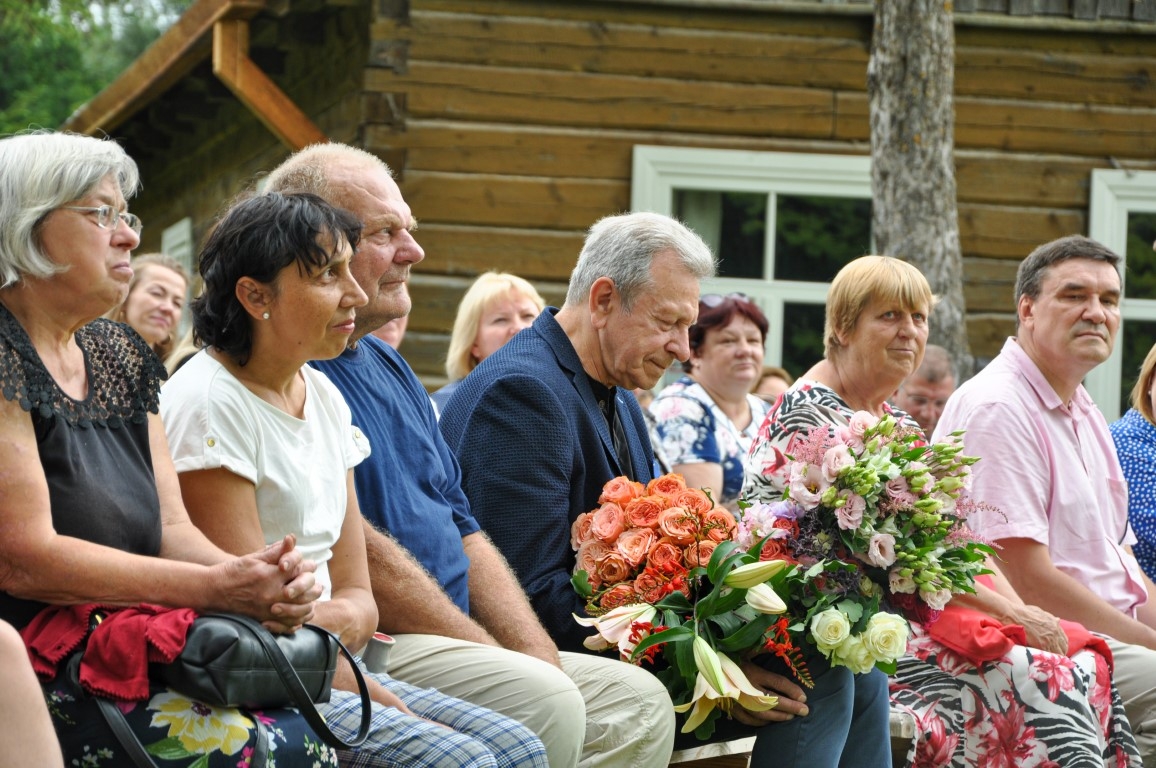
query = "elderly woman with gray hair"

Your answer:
(0, 130), (329, 767)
